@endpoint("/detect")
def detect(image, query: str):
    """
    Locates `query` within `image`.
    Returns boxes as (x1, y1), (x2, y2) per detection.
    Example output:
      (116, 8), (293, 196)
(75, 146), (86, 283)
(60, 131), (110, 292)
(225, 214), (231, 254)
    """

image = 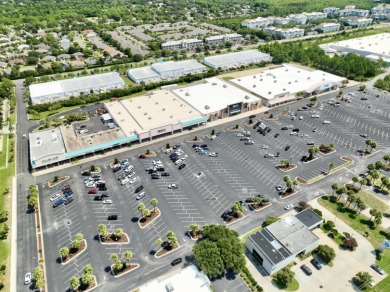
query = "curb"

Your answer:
(155, 244), (181, 258)
(280, 190), (299, 200)
(111, 263), (140, 278)
(99, 233), (130, 245)
(138, 209), (161, 229)
(248, 203), (272, 212)
(61, 239), (88, 265)
(48, 176), (70, 188)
